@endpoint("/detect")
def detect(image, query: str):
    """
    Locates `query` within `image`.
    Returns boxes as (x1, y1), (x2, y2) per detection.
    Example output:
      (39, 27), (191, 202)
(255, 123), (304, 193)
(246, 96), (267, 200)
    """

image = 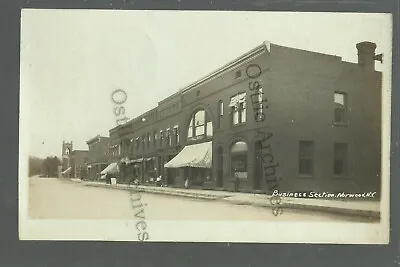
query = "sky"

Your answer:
(20, 10), (392, 158)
